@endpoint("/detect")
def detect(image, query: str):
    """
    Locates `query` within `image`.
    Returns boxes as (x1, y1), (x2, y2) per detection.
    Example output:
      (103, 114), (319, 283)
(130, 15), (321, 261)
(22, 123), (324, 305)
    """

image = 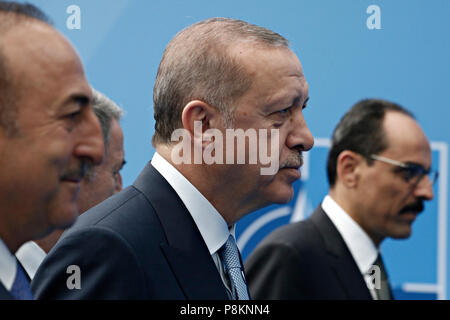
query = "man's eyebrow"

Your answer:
(63, 94), (91, 108)
(404, 161), (431, 171)
(265, 94), (309, 113)
(290, 96), (309, 108)
(304, 96), (310, 106)
(72, 94), (91, 106)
